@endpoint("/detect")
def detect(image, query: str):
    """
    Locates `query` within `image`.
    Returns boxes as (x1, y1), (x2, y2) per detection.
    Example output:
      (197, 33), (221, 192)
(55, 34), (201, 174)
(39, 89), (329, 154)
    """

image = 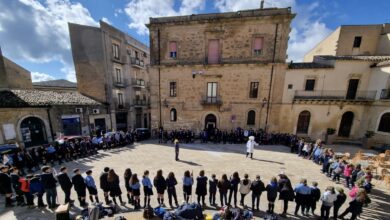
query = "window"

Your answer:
(115, 68), (122, 83)
(288, 84), (293, 89)
(296, 111), (311, 134)
(378, 113), (390, 133)
(112, 43), (119, 59)
(208, 39), (220, 64)
(253, 37), (263, 56)
(353, 36), (362, 48)
(206, 82), (218, 103)
(169, 82), (177, 97)
(170, 108), (177, 122)
(169, 41), (177, 58)
(305, 79), (315, 91)
(118, 93), (124, 107)
(247, 110), (256, 125)
(135, 51), (139, 59)
(249, 82), (259, 98)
